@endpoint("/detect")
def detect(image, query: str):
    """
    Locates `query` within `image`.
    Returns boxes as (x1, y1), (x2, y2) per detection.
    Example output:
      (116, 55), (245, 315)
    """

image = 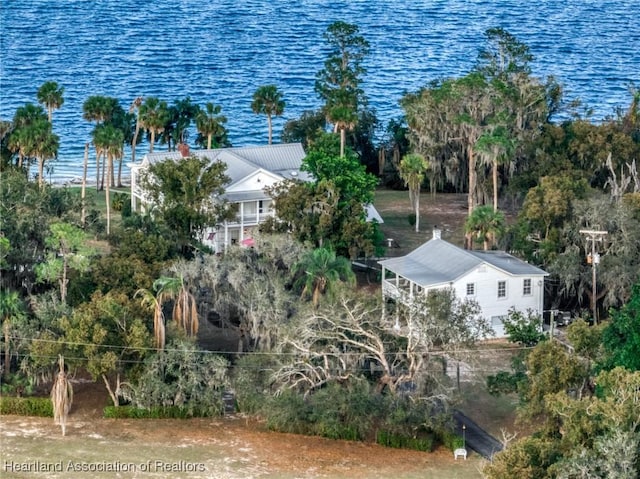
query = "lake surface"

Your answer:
(1, 0), (639, 181)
